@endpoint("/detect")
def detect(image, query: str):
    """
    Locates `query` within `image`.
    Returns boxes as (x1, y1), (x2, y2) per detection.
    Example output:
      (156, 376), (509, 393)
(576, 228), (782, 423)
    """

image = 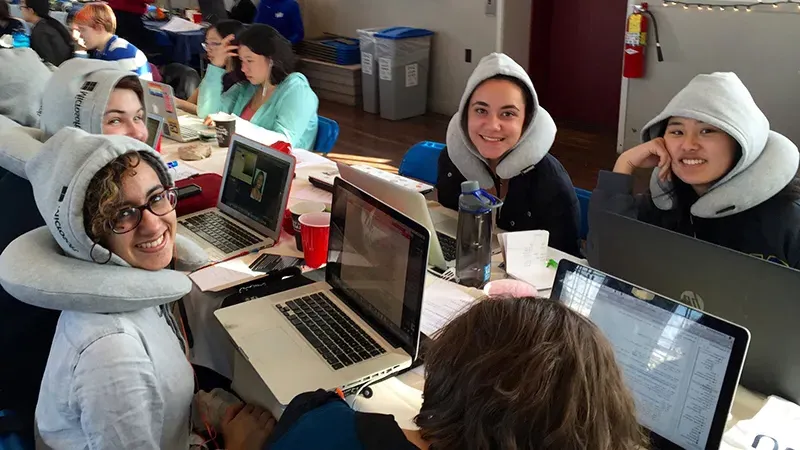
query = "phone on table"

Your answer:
(176, 183), (202, 200)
